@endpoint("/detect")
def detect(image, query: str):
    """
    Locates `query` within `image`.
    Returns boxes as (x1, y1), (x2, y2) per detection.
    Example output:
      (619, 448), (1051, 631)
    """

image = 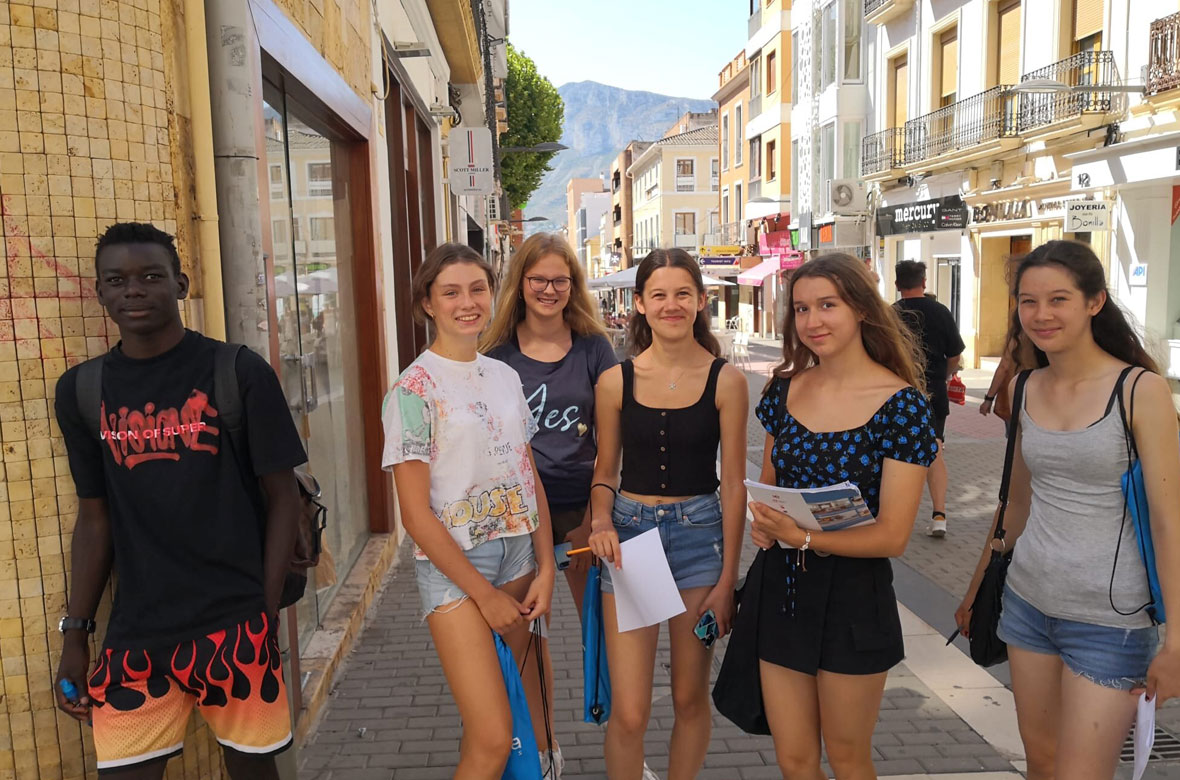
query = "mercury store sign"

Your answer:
(448, 128), (494, 195)
(876, 196), (967, 236)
